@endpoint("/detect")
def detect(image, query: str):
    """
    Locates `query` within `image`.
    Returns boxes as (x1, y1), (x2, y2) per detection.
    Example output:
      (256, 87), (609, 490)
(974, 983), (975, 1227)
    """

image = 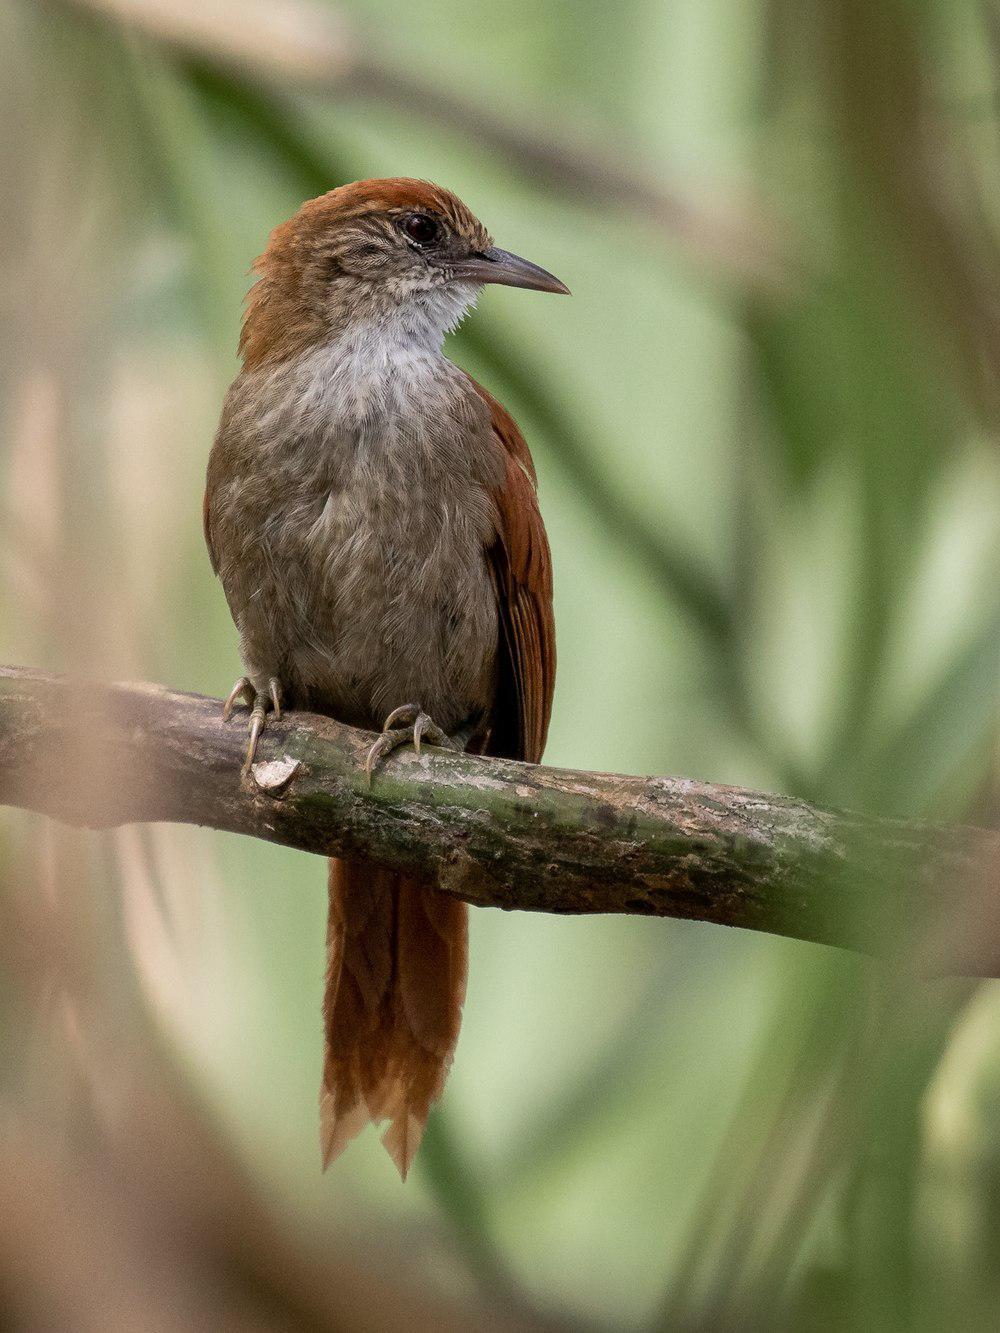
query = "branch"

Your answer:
(2, 666), (999, 973)
(55, 0), (789, 290)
